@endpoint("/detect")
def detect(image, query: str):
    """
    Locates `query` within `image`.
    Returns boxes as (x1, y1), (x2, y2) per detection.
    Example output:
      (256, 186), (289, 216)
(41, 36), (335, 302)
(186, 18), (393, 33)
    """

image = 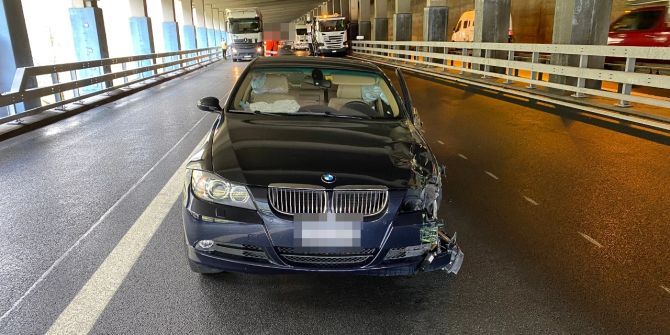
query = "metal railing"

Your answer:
(0, 47), (222, 125)
(351, 40), (670, 131)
